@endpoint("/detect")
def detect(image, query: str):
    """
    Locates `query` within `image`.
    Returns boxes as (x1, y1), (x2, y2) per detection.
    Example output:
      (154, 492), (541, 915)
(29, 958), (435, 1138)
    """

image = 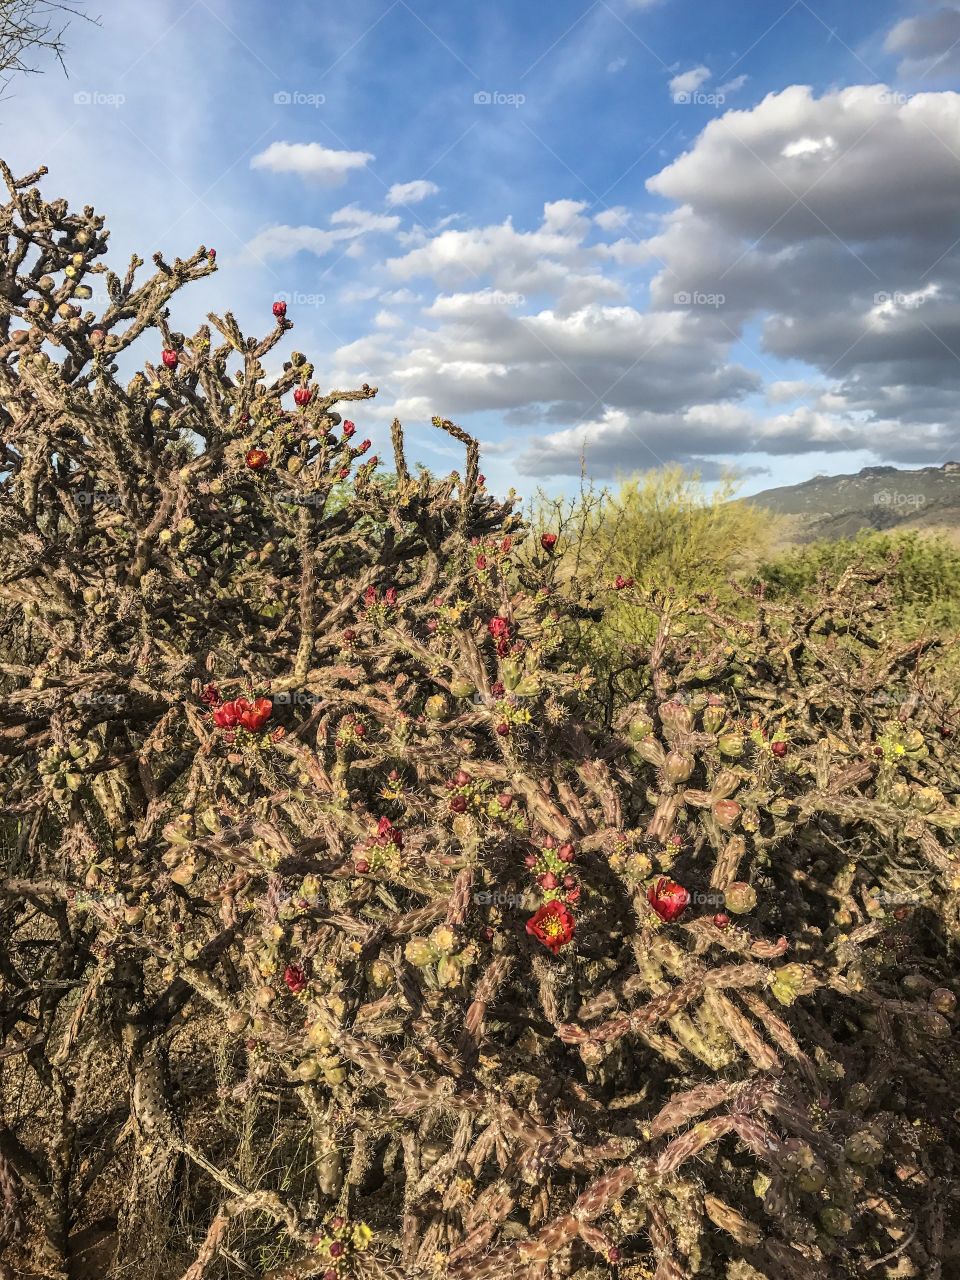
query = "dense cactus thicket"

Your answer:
(2, 160), (960, 1280)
